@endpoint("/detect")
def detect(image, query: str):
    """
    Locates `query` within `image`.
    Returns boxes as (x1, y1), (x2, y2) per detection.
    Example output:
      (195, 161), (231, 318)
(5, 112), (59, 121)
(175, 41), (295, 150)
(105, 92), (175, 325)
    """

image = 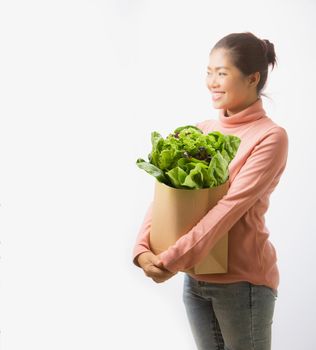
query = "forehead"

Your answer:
(207, 49), (233, 70)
